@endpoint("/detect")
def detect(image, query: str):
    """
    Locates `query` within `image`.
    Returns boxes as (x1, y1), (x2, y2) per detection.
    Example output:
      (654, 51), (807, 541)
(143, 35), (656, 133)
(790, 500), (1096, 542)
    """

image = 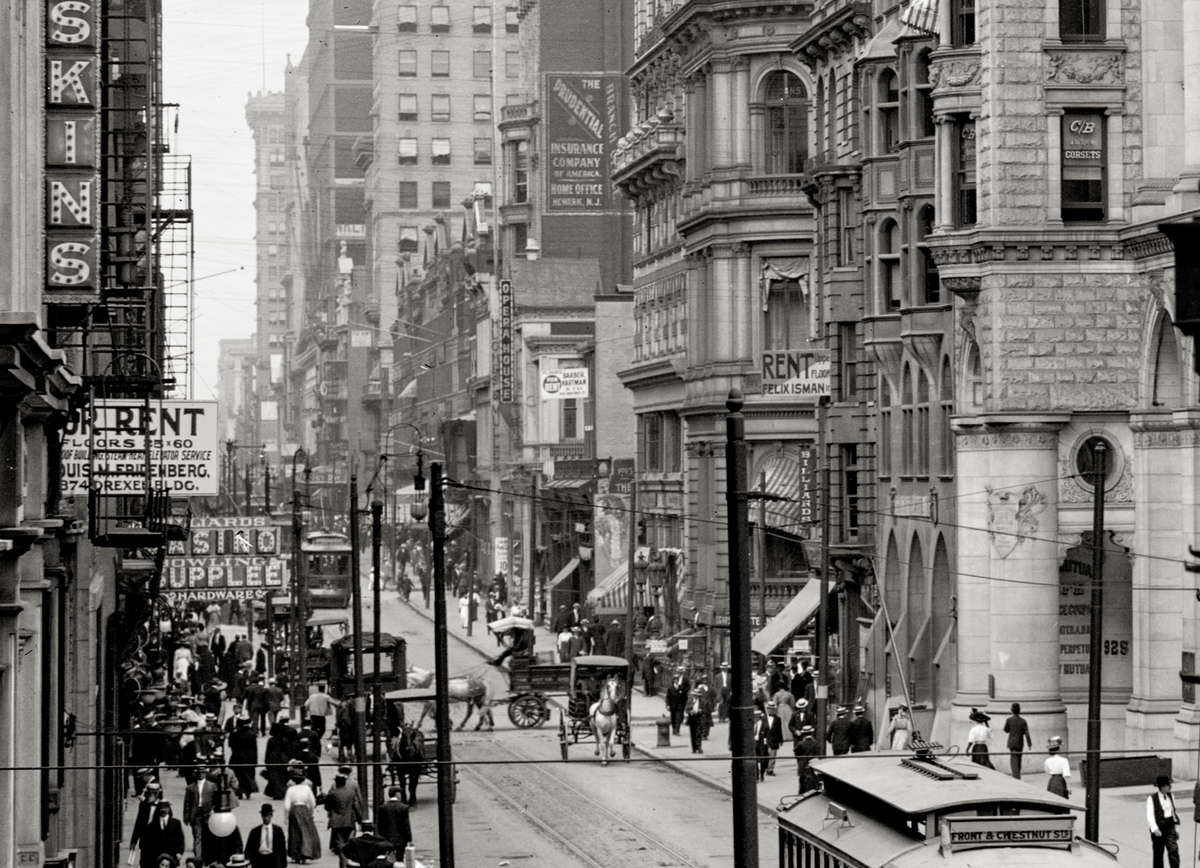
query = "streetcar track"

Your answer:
(458, 736), (710, 868)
